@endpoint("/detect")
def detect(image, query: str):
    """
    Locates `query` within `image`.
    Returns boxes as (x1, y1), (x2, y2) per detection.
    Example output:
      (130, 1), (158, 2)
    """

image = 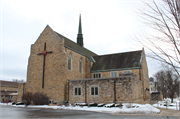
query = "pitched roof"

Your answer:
(55, 32), (97, 61)
(0, 80), (19, 87)
(91, 50), (142, 72)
